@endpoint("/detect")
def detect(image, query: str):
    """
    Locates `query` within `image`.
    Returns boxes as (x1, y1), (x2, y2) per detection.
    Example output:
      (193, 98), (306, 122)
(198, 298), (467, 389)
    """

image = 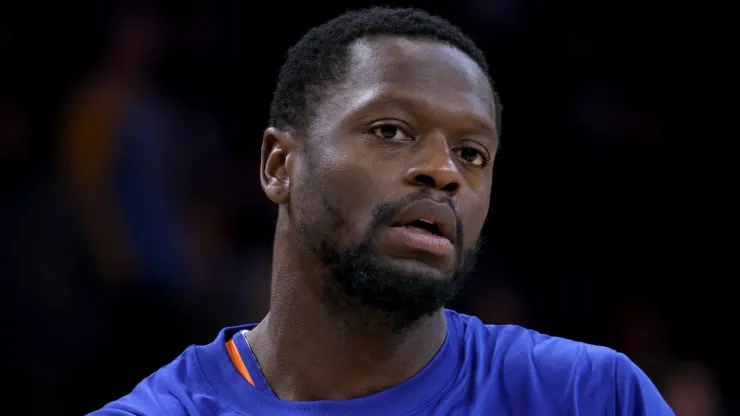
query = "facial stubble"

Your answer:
(296, 185), (481, 333)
